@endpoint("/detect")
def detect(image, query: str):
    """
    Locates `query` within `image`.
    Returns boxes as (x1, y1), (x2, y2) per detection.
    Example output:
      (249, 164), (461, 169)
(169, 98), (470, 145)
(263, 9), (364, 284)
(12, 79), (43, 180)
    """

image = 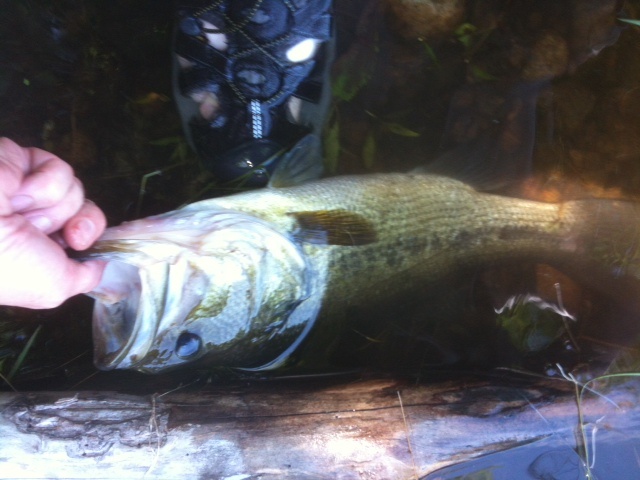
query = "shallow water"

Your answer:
(0, 0), (638, 392)
(1, 0), (640, 476)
